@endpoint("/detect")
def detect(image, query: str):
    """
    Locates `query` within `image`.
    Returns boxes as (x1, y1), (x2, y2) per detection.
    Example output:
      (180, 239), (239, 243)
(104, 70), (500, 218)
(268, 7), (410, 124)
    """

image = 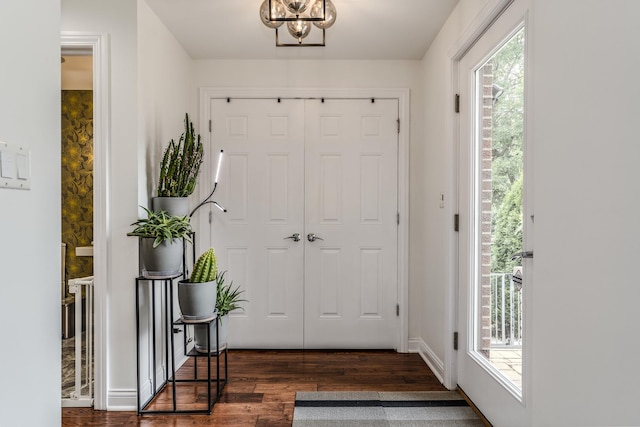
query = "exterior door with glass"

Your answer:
(457, 0), (532, 424)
